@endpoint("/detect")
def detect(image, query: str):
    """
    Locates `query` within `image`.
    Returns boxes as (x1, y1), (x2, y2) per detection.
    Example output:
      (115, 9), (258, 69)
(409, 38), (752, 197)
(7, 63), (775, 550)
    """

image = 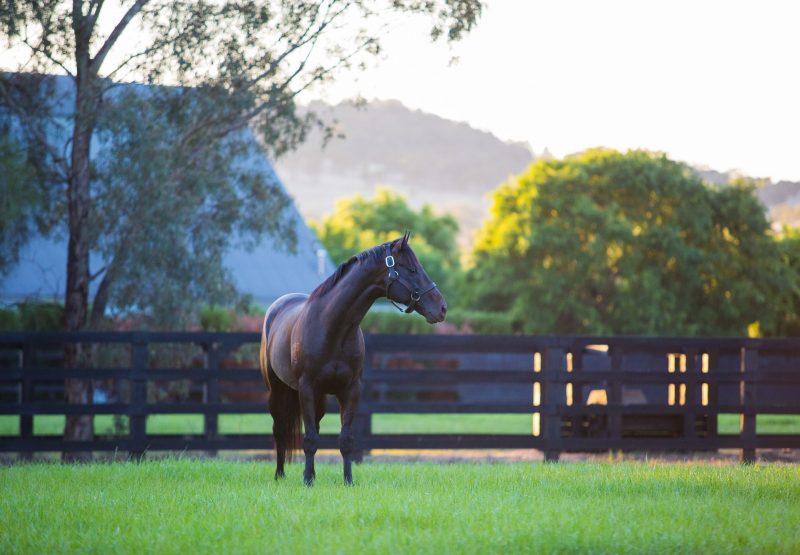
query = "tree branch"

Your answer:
(20, 34), (75, 77)
(90, 0), (150, 75)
